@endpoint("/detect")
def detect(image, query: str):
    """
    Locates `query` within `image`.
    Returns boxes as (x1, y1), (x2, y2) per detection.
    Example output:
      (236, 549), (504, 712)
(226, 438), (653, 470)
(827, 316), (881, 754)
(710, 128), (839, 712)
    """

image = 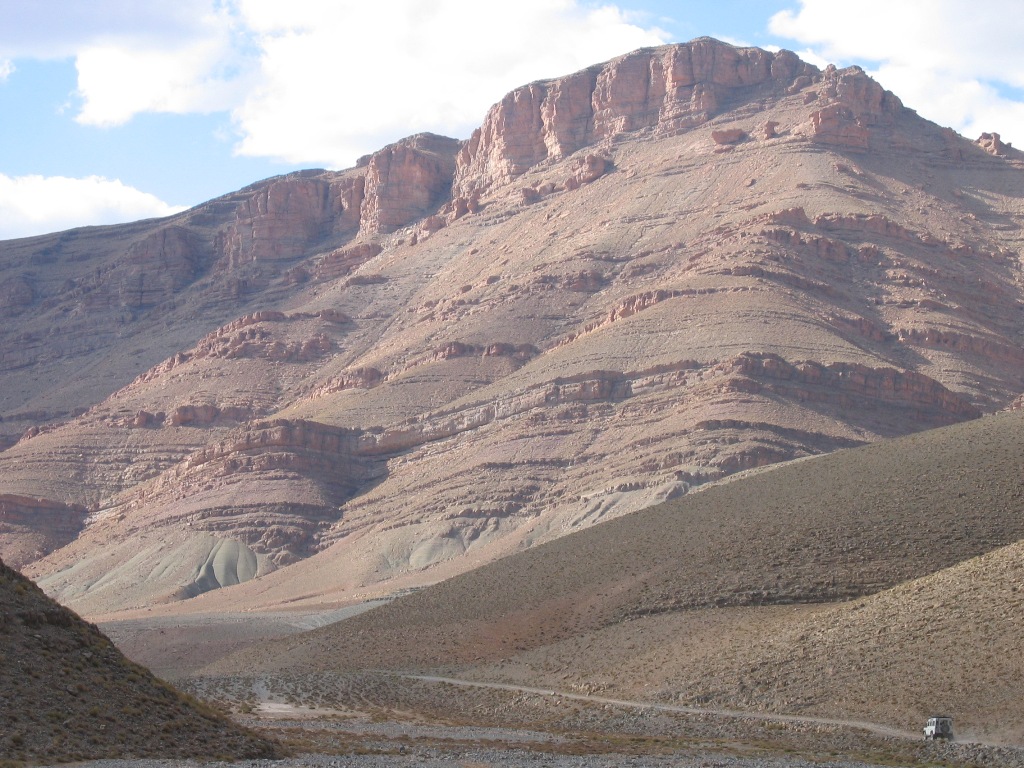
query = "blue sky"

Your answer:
(2, 0), (1024, 239)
